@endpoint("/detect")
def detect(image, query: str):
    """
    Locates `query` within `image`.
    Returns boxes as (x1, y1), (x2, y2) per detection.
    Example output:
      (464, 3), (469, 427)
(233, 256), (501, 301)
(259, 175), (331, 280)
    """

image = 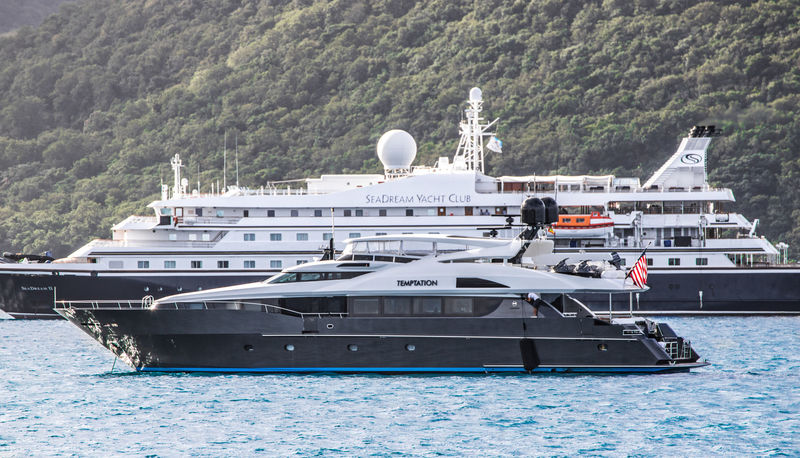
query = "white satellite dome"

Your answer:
(377, 129), (417, 169)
